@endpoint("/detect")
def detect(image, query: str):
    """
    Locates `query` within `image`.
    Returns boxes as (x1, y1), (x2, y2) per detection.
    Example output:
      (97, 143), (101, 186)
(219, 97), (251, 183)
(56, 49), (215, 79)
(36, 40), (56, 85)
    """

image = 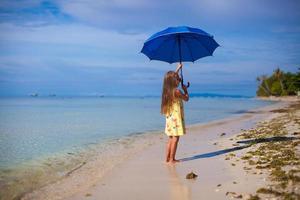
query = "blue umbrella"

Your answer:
(141, 26), (219, 87)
